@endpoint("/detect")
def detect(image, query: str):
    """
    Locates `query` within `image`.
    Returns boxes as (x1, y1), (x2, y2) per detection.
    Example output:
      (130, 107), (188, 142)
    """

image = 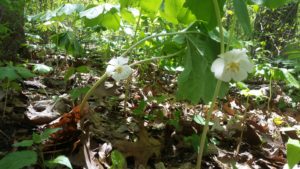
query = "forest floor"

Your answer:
(0, 55), (300, 169)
